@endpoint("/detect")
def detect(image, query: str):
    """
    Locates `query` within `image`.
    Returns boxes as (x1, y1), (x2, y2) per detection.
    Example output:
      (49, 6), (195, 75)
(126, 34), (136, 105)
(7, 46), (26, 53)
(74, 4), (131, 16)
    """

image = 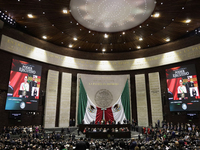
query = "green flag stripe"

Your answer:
(121, 79), (131, 121)
(77, 78), (88, 124)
